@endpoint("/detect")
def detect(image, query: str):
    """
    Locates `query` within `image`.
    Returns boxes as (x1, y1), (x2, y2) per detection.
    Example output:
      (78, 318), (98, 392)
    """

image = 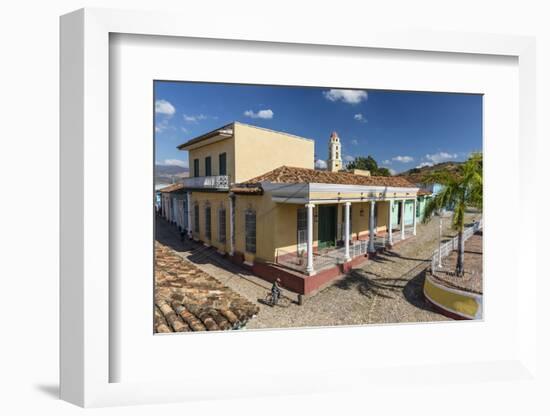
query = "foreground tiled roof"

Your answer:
(154, 242), (259, 333)
(158, 183), (185, 193)
(240, 166), (418, 188)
